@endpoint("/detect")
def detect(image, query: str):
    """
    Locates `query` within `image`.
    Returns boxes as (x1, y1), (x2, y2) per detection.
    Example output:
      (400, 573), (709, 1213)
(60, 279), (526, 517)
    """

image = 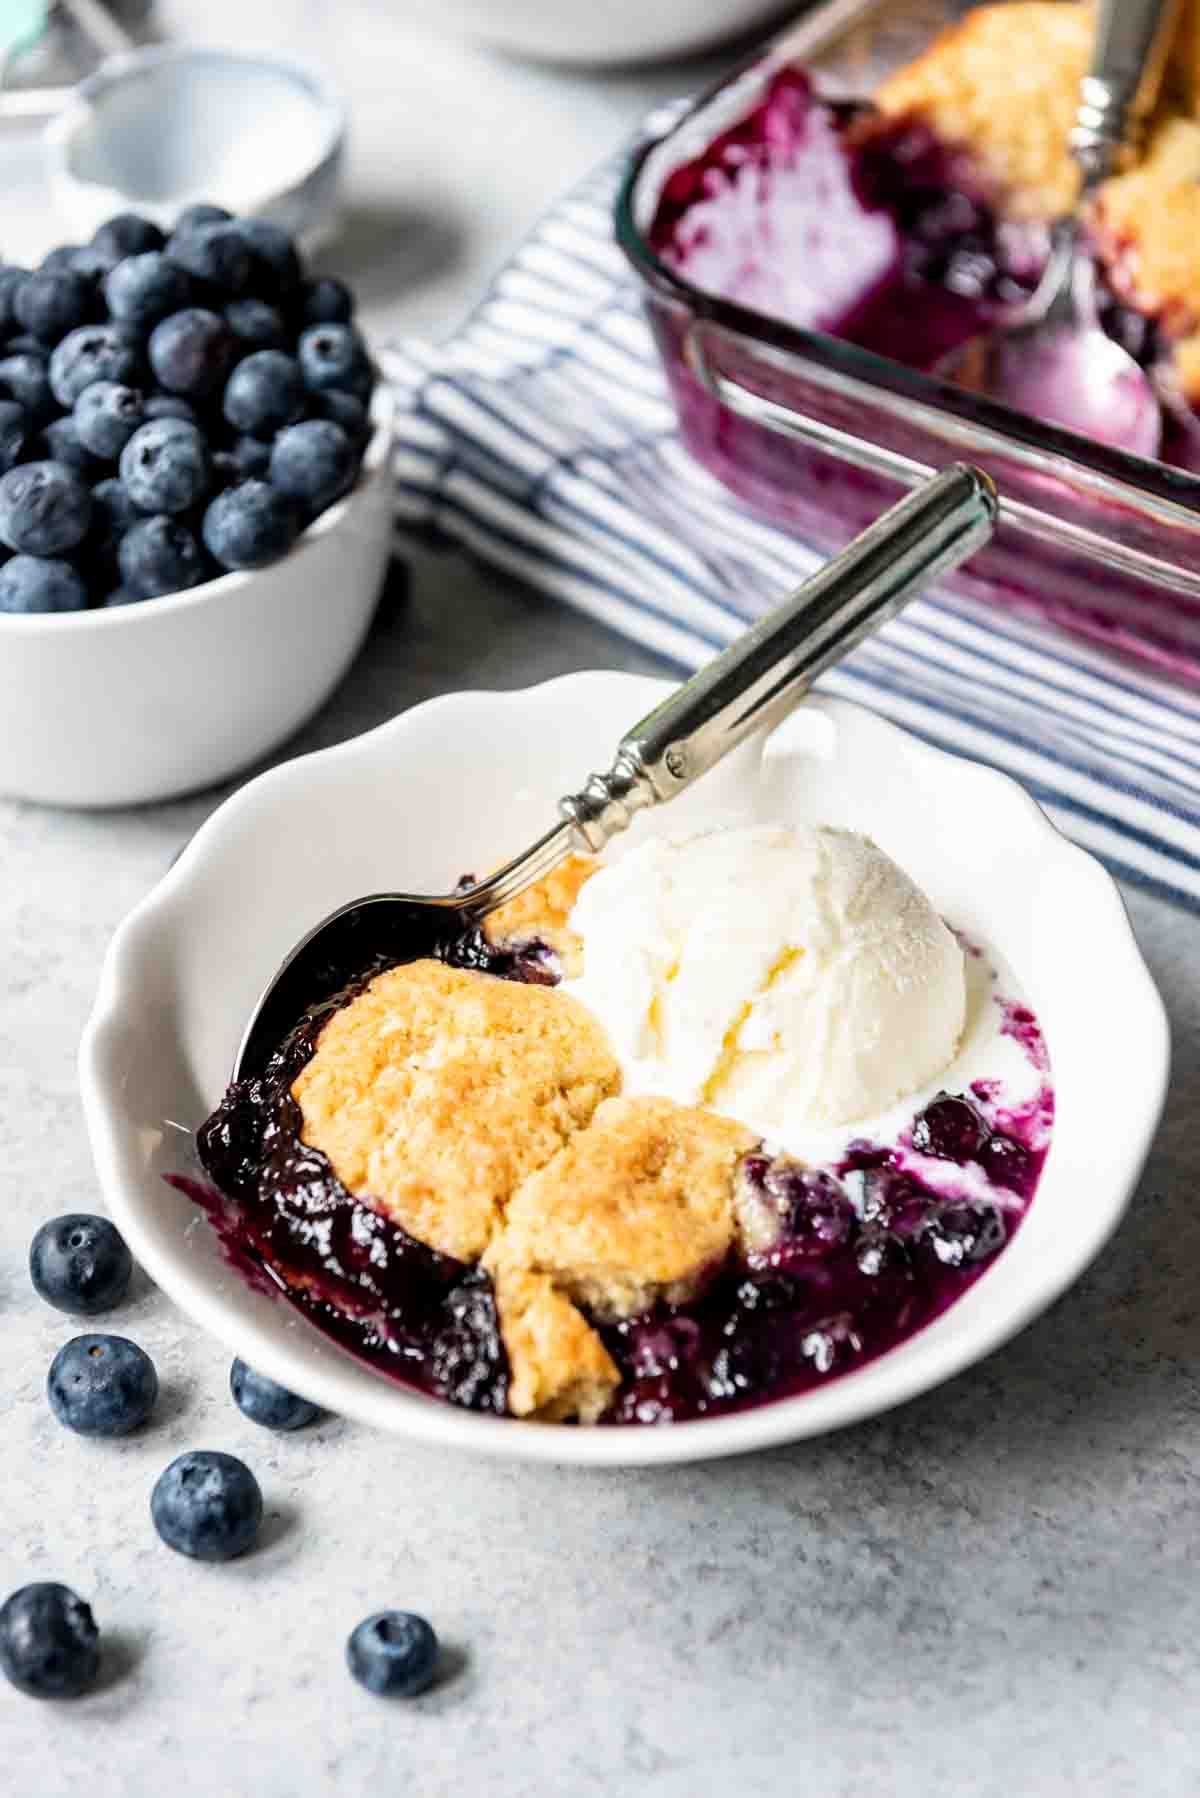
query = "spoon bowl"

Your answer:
(941, 293), (1163, 461)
